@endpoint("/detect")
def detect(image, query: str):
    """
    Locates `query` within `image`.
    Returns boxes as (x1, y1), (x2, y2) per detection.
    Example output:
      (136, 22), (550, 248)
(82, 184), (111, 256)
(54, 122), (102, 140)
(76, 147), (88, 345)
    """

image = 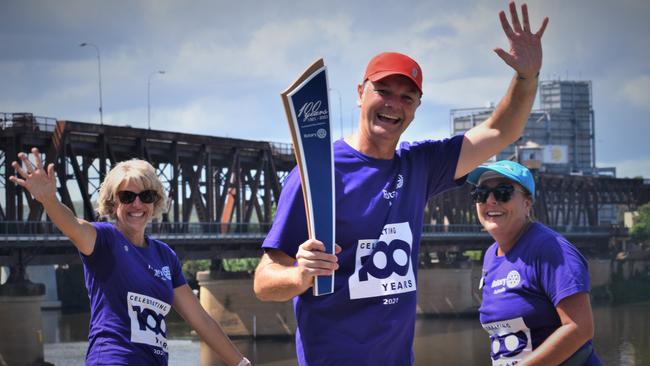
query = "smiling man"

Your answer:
(254, 2), (549, 365)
